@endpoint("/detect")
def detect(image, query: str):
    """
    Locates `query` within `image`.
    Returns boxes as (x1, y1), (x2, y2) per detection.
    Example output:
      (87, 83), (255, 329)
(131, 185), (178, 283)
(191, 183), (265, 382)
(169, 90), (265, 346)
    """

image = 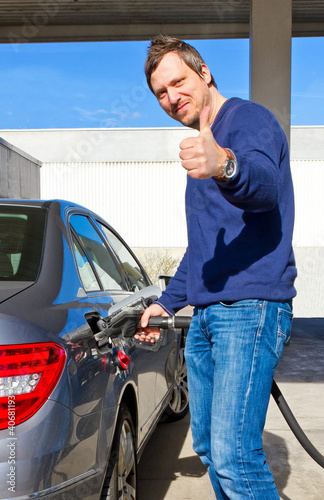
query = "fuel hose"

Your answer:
(148, 315), (324, 469)
(271, 380), (324, 468)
